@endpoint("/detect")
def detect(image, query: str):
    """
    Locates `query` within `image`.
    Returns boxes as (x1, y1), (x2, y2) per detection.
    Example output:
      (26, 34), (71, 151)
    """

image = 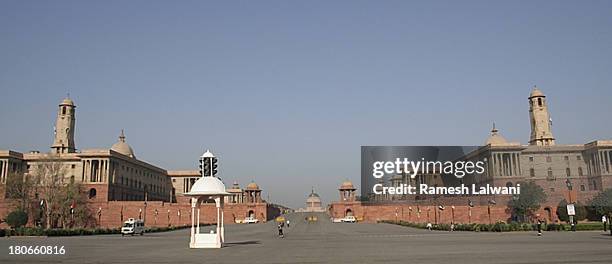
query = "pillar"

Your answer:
(190, 198), (195, 246)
